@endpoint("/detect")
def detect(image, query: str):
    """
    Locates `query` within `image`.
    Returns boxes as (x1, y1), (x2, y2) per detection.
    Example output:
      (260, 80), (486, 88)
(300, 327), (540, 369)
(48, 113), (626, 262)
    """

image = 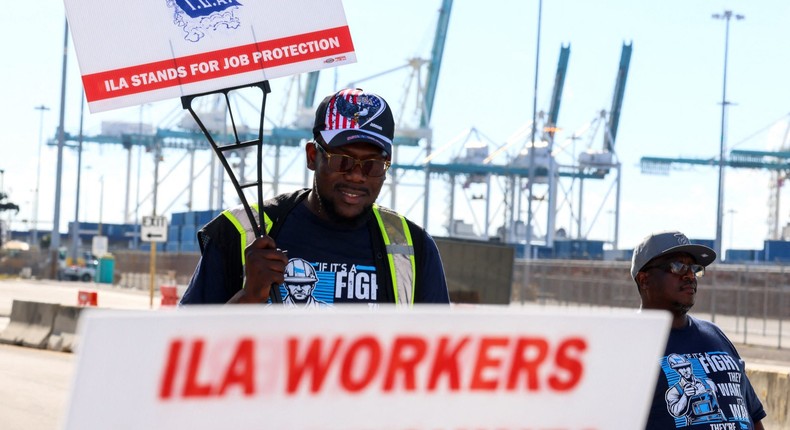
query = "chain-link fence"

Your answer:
(512, 259), (790, 349)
